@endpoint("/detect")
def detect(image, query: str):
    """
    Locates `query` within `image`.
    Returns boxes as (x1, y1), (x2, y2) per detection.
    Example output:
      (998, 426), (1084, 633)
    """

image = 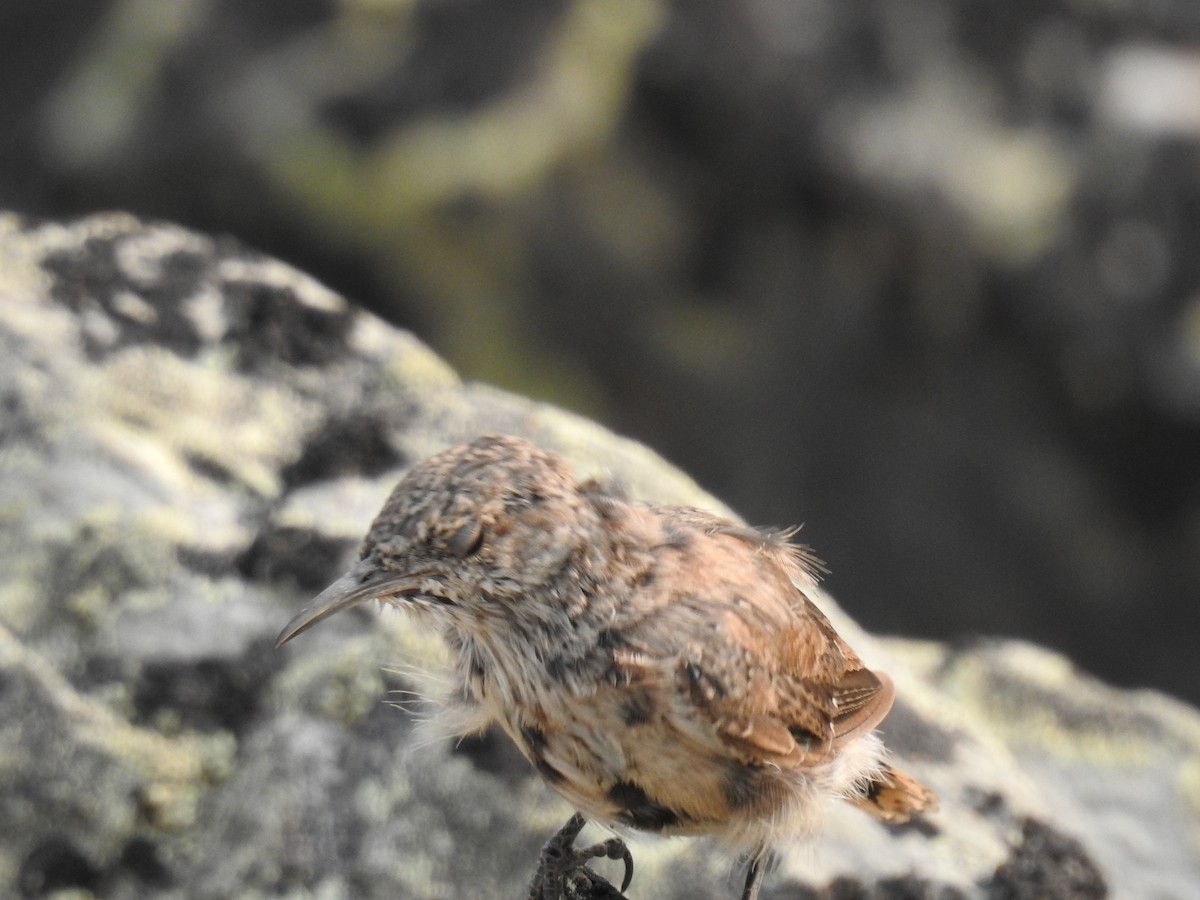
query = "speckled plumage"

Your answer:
(278, 434), (936, 899)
